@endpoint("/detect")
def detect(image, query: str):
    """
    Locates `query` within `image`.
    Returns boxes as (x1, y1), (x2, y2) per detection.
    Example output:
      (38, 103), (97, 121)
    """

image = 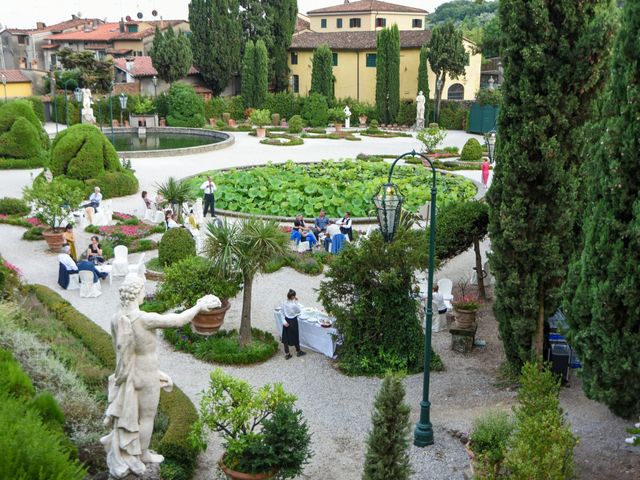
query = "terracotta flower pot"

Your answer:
(334, 123), (342, 132)
(192, 299), (230, 335)
(42, 229), (65, 252)
(219, 455), (276, 480)
(358, 115), (368, 126)
(454, 307), (477, 329)
(255, 127), (267, 138)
